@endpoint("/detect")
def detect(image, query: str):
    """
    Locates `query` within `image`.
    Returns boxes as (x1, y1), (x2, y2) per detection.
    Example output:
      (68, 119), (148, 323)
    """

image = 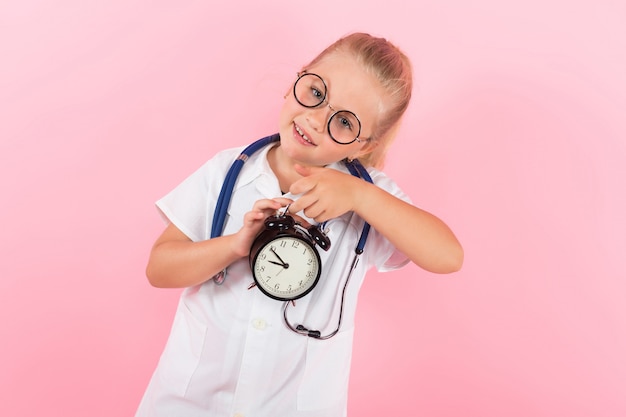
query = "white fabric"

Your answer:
(136, 140), (411, 417)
